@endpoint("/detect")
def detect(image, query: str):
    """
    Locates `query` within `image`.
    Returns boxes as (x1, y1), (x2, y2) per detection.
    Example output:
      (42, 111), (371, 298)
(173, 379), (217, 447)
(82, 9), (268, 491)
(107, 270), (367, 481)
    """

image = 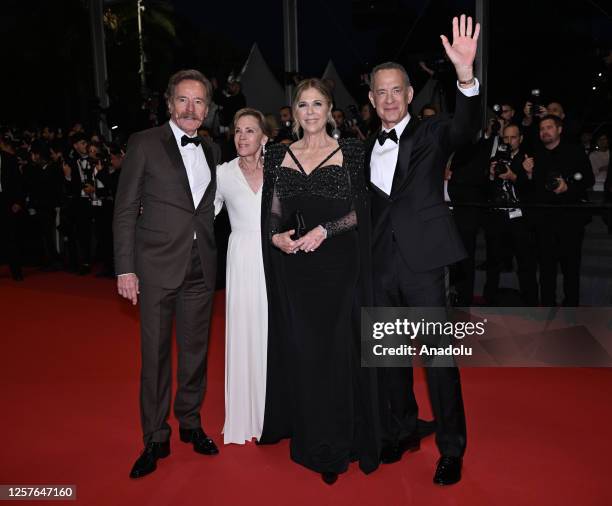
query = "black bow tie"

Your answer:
(181, 135), (202, 147)
(377, 129), (398, 146)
